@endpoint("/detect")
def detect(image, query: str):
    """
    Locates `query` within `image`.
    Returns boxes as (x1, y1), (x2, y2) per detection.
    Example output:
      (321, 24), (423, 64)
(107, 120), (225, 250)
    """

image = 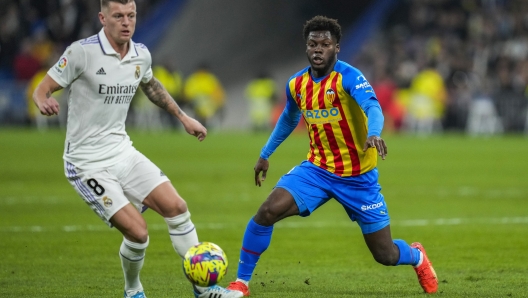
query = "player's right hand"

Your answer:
(37, 97), (60, 116)
(254, 157), (269, 187)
